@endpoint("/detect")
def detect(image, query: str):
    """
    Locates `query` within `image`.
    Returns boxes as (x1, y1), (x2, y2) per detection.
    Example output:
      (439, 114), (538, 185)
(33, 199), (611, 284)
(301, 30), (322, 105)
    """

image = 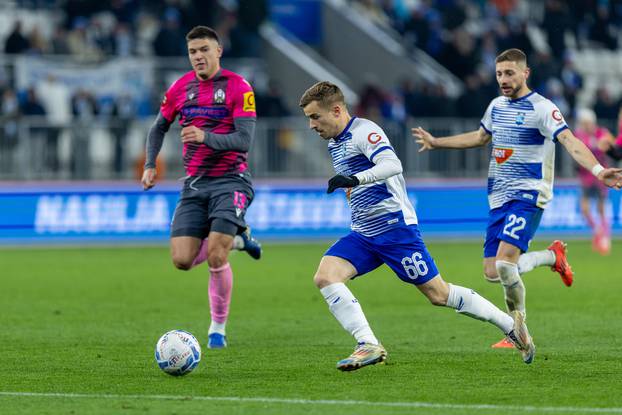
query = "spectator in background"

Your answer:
(560, 53), (583, 112)
(37, 74), (71, 174)
(255, 81), (290, 118)
(28, 27), (48, 54)
(593, 87), (620, 121)
(109, 93), (135, 177)
(542, 0), (572, 60)
(50, 26), (70, 55)
(21, 87), (47, 177)
(230, 0), (268, 58)
(457, 74), (492, 118)
(67, 17), (103, 60)
(0, 89), (20, 174)
(256, 81), (290, 172)
(574, 108), (616, 255)
(4, 21), (30, 54)
(589, 4), (619, 50)
(71, 89), (99, 179)
(153, 8), (185, 56)
(114, 22), (134, 56)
